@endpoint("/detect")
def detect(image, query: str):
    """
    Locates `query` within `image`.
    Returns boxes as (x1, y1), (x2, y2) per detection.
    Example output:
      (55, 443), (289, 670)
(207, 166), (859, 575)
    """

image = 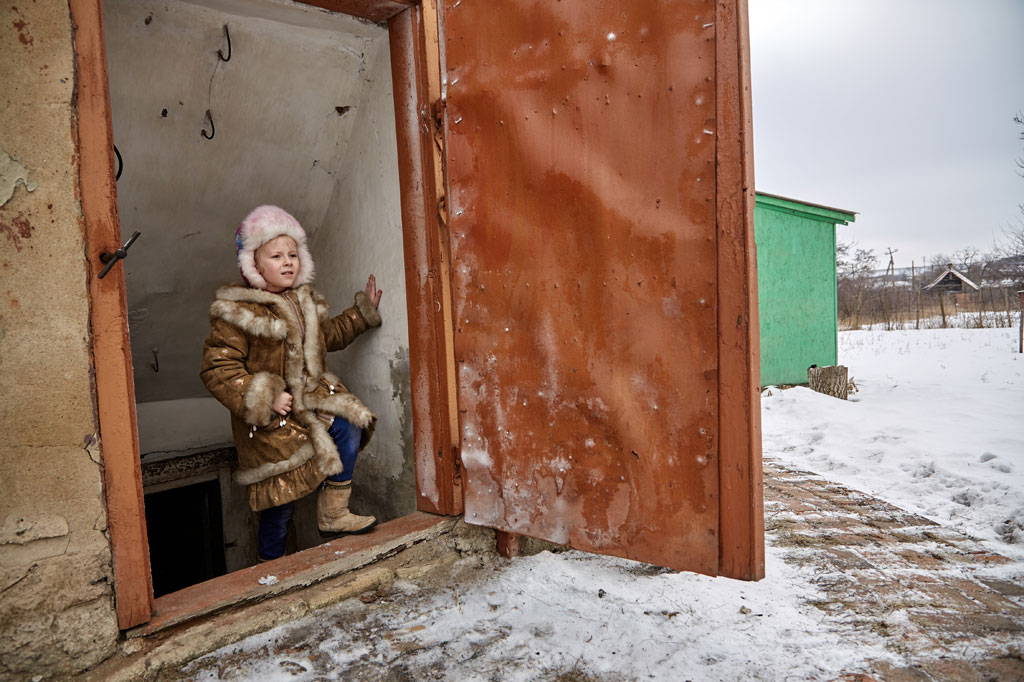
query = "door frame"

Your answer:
(712, 0), (763, 580)
(71, 0), (460, 630)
